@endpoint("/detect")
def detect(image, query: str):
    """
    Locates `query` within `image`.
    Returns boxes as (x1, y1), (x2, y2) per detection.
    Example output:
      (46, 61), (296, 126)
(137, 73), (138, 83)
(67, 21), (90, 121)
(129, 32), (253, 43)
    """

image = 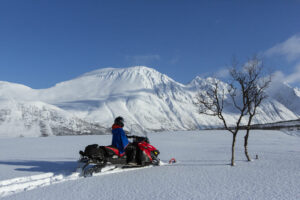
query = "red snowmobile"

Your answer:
(77, 133), (160, 177)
